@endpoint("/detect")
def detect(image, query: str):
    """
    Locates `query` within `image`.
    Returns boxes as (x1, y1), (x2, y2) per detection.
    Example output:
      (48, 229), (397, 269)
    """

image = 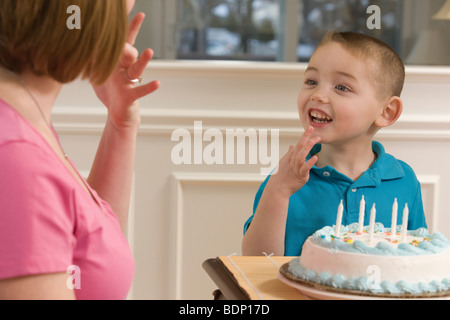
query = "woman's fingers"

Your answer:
(127, 48), (152, 81)
(127, 12), (145, 45)
(128, 49), (160, 100)
(132, 80), (161, 101)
